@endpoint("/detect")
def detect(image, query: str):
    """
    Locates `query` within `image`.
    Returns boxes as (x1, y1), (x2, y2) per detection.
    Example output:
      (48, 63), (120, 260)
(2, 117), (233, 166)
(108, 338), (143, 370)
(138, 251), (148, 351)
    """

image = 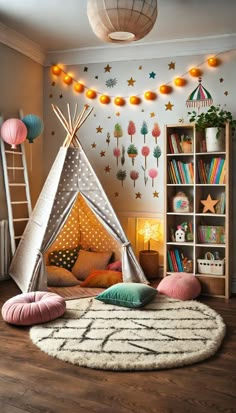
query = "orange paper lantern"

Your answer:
(51, 65), (61, 75)
(100, 94), (111, 104)
(208, 57), (219, 67)
(86, 89), (97, 99)
(114, 97), (125, 106)
(189, 67), (202, 77)
(159, 84), (172, 94)
(129, 96), (141, 105)
(74, 83), (84, 93)
(63, 75), (73, 85)
(144, 91), (156, 100)
(174, 77), (186, 87)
